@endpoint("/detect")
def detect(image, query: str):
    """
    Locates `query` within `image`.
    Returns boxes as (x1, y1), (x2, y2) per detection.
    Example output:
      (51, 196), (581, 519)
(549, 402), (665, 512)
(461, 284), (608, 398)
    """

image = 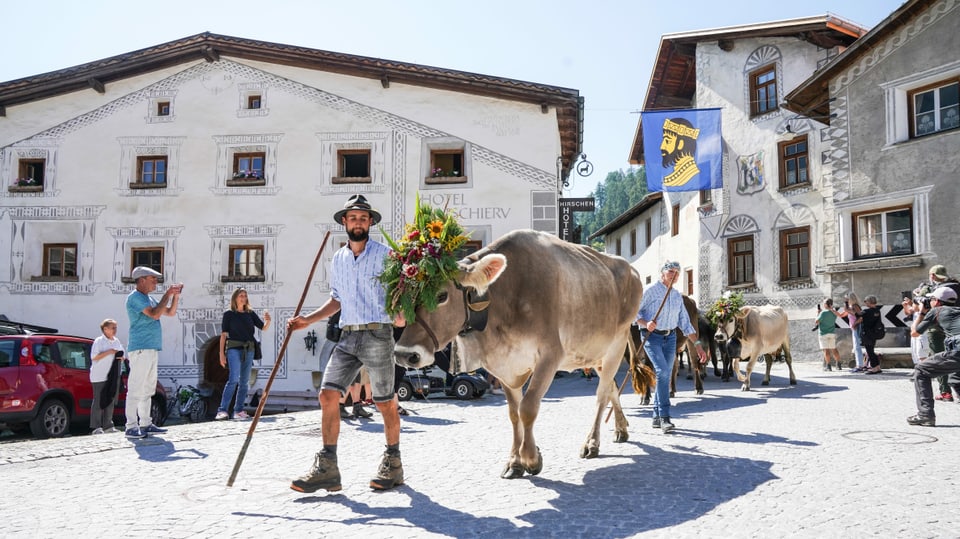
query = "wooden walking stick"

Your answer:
(605, 270), (677, 423)
(227, 231), (330, 487)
